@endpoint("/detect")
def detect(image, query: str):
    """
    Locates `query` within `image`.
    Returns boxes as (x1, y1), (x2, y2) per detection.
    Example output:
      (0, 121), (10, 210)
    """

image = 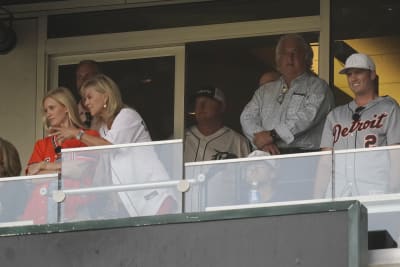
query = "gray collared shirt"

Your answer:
(240, 72), (334, 150)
